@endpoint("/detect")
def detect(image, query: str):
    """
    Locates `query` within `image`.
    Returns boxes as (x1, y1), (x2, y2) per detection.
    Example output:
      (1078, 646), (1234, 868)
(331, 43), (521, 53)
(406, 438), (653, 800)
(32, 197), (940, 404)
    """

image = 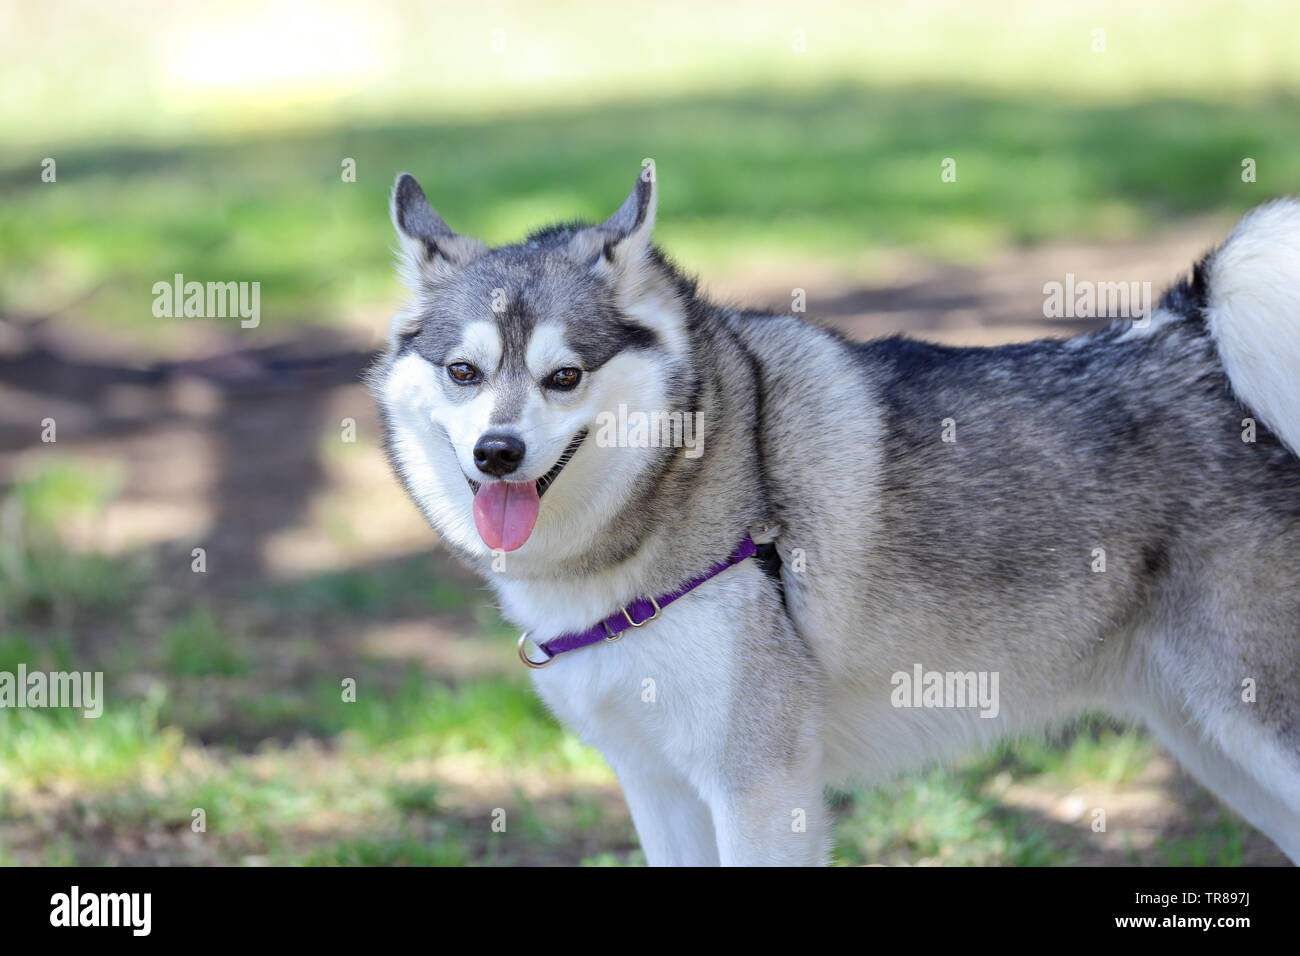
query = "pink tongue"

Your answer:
(472, 480), (540, 551)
